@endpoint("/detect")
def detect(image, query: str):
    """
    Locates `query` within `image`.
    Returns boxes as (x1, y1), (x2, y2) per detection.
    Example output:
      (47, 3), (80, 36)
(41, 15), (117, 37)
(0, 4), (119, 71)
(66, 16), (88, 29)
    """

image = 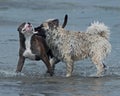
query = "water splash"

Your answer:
(0, 69), (25, 78)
